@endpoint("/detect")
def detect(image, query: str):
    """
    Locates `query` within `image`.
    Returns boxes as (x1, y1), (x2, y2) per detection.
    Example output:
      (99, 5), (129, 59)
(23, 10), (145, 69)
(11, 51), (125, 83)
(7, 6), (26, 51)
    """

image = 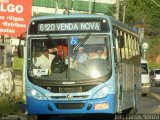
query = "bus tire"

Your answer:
(37, 115), (52, 120)
(118, 85), (123, 113)
(142, 93), (147, 96)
